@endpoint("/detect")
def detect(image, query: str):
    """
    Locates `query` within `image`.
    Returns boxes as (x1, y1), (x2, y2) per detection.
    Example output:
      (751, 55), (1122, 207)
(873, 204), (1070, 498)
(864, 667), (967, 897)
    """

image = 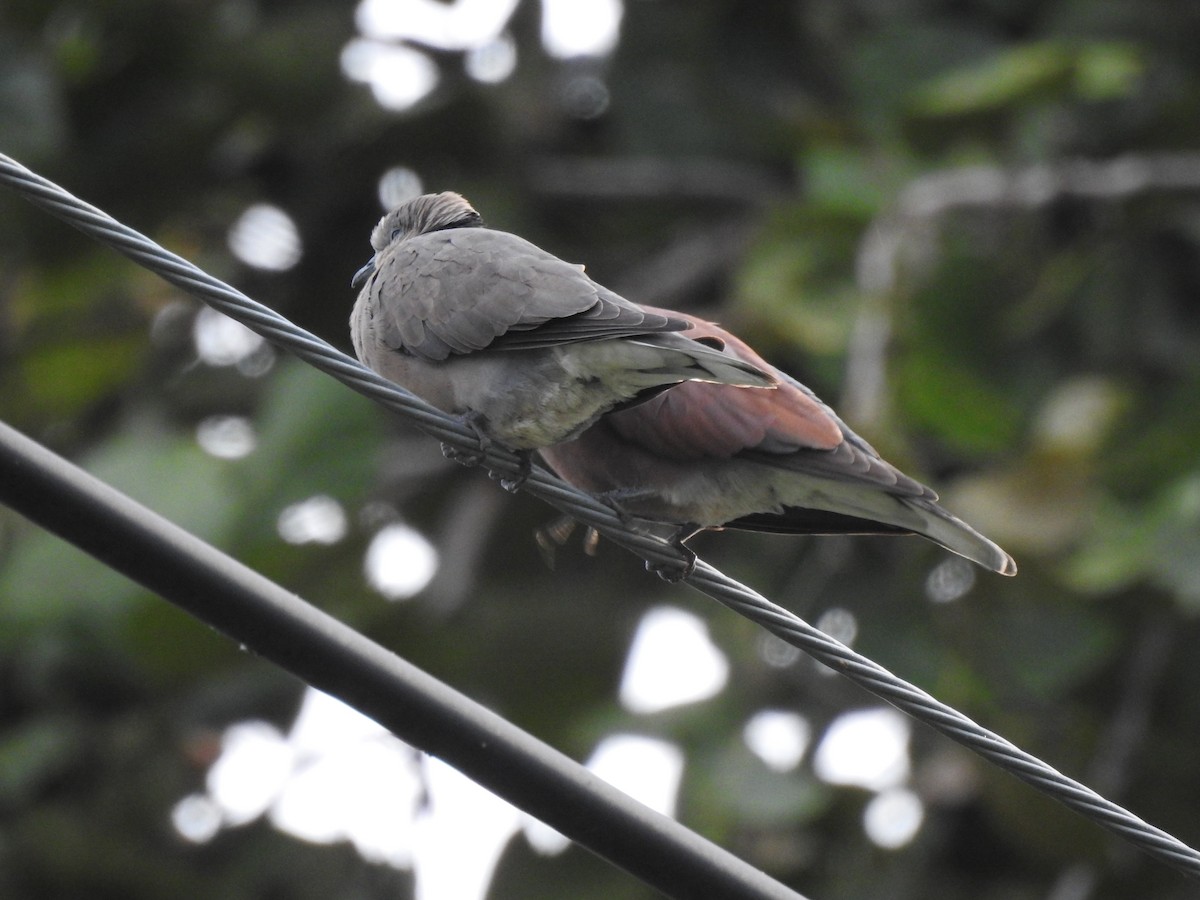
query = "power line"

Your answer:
(0, 420), (804, 900)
